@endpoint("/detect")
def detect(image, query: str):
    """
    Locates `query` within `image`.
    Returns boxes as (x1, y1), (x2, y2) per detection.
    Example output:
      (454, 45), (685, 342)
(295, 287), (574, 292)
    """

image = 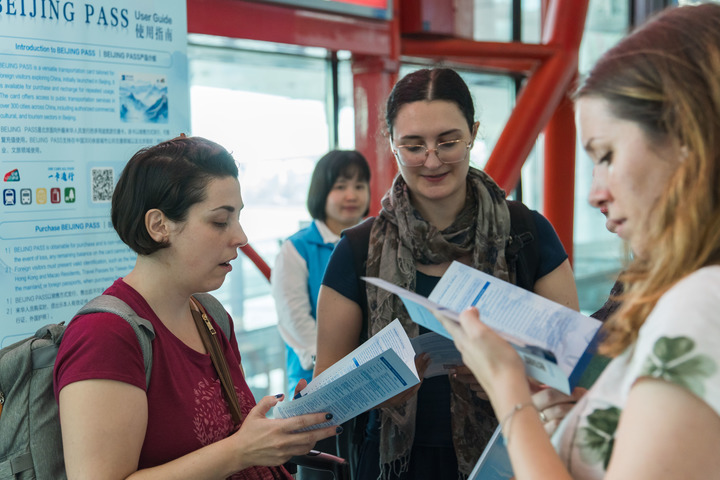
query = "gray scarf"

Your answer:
(365, 167), (513, 478)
